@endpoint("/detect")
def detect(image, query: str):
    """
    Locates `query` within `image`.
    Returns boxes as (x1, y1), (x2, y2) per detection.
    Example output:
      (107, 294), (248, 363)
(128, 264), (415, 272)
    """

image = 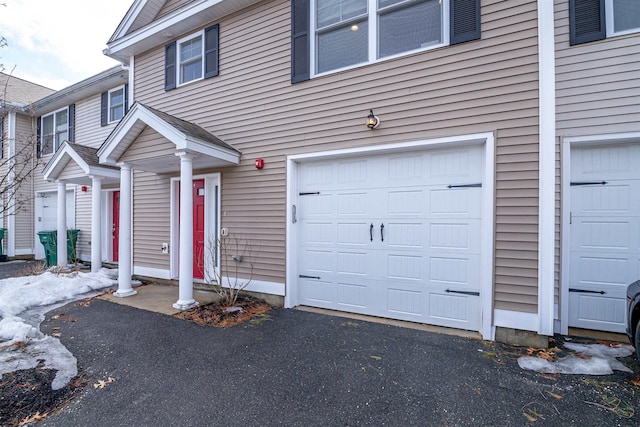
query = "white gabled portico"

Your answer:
(43, 142), (121, 271)
(97, 102), (241, 308)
